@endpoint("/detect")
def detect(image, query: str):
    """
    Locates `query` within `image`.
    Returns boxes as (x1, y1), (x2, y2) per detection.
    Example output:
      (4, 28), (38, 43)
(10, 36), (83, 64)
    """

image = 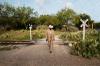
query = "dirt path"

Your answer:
(0, 37), (100, 66)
